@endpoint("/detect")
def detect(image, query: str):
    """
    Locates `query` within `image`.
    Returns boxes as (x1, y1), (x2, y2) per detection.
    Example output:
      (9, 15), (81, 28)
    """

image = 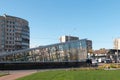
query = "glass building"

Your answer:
(0, 39), (92, 62)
